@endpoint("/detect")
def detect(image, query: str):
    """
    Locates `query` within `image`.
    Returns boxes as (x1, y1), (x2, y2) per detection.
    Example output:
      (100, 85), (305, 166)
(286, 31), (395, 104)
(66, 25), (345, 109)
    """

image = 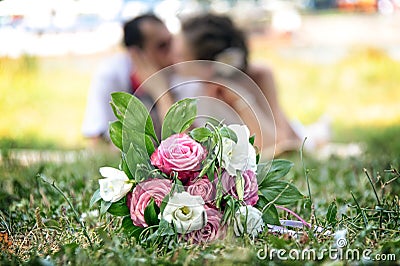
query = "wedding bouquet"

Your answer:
(90, 92), (306, 245)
